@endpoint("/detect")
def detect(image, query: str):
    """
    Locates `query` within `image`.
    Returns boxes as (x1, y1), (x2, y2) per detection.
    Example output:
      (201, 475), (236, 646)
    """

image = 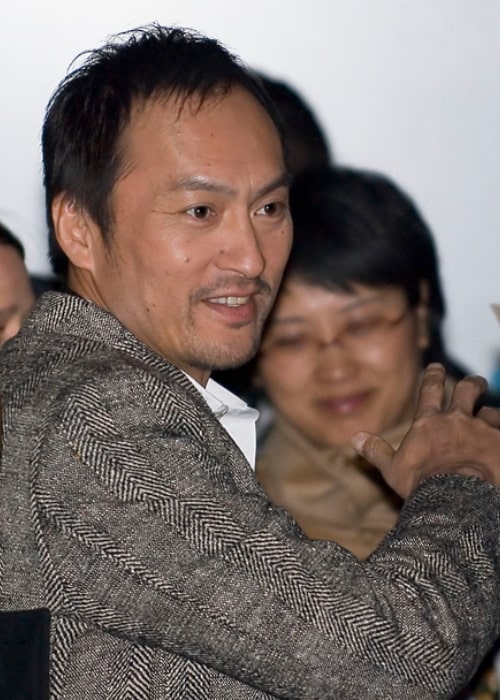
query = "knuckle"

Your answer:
(457, 374), (487, 392)
(422, 363), (445, 379)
